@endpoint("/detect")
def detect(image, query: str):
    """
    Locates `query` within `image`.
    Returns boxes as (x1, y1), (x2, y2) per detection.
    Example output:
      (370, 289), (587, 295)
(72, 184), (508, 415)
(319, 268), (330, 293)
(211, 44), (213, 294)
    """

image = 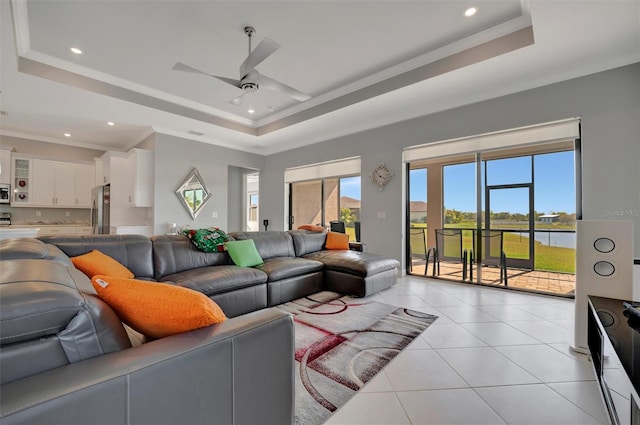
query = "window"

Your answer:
(403, 119), (580, 296)
(289, 176), (361, 241)
(286, 157), (361, 241)
(249, 193), (258, 221)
